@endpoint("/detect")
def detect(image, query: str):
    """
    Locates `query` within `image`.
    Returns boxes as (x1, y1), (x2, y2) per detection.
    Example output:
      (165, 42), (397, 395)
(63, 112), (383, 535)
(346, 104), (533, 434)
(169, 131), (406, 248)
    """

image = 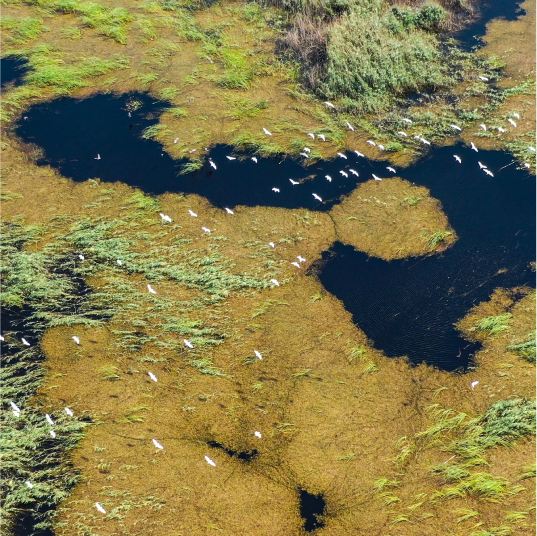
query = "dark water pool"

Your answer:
(299, 489), (326, 532)
(1, 56), (30, 90)
(13, 93), (536, 371)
